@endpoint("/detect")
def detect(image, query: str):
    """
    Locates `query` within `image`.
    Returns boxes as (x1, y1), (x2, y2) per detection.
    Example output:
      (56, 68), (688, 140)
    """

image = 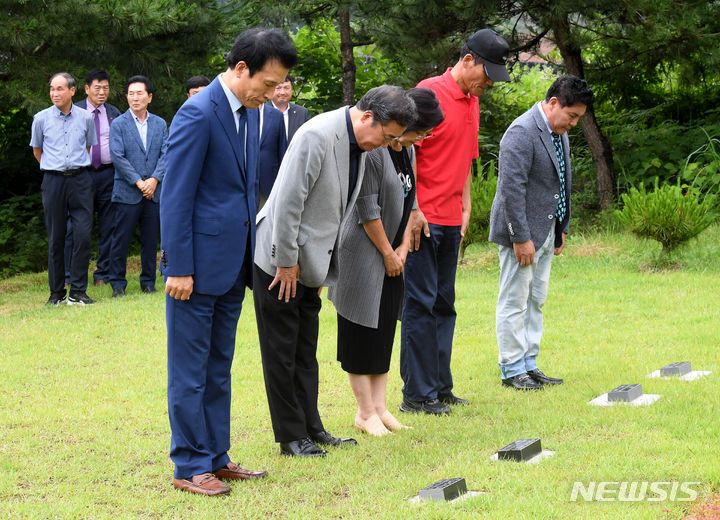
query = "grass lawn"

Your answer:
(1, 227), (718, 519)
